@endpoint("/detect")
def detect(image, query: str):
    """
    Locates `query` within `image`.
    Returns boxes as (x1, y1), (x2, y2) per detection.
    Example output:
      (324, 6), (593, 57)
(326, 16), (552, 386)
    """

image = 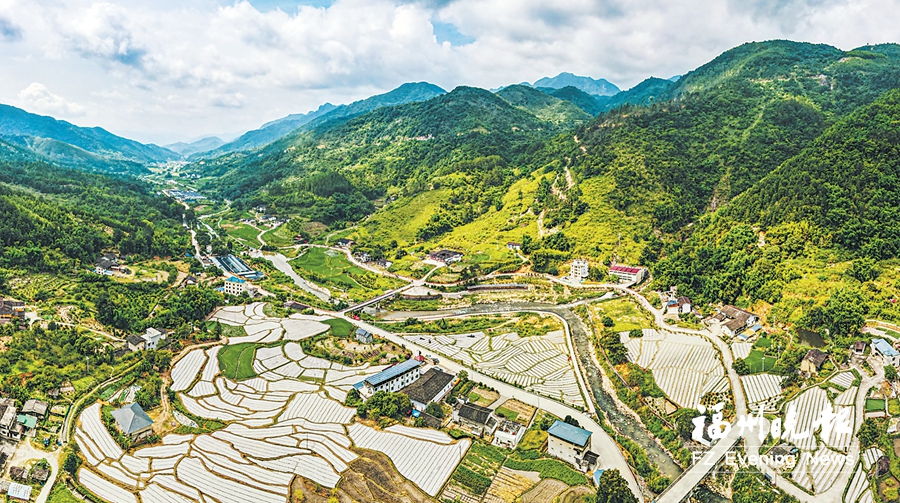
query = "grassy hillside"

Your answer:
(496, 85), (591, 126)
